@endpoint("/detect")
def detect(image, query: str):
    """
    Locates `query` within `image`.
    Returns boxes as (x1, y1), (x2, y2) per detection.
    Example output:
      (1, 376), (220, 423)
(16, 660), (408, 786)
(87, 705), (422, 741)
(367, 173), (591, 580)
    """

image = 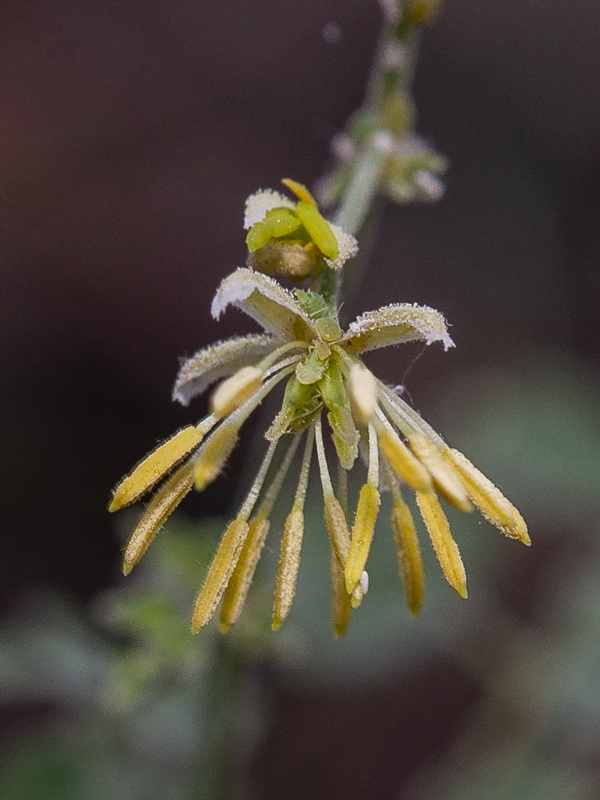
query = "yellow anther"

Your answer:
(191, 516), (249, 633)
(391, 495), (425, 615)
(345, 483), (381, 593)
(408, 433), (472, 512)
(416, 490), (467, 598)
(446, 449), (530, 545)
(378, 428), (432, 491)
(110, 426), (203, 512)
(193, 423), (239, 491)
(348, 362), (378, 426)
(210, 366), (263, 418)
